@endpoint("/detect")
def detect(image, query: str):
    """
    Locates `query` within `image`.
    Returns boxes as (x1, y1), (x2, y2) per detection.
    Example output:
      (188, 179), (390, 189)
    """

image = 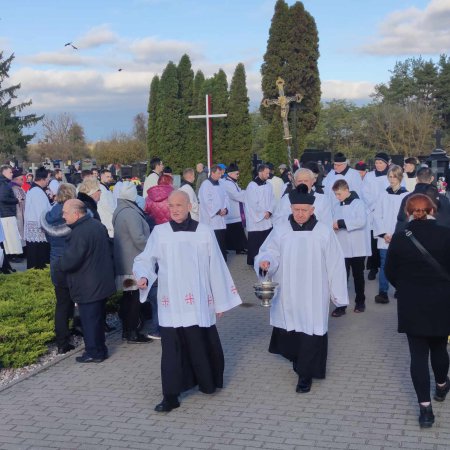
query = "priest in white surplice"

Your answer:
(198, 164), (229, 261)
(133, 190), (242, 413)
(255, 185), (348, 394)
